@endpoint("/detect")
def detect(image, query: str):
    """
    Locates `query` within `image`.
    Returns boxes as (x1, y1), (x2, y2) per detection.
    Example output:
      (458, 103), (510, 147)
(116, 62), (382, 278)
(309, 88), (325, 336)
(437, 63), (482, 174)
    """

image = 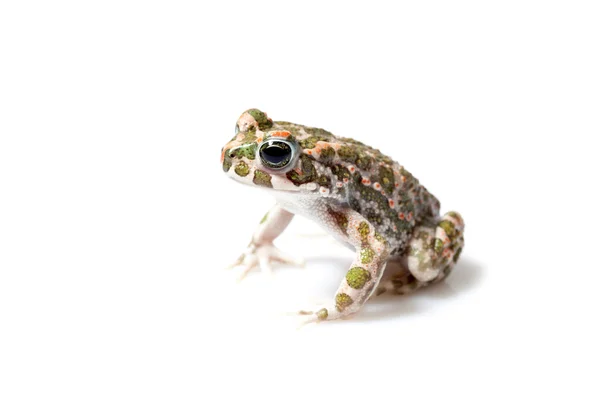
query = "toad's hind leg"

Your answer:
(377, 211), (465, 295)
